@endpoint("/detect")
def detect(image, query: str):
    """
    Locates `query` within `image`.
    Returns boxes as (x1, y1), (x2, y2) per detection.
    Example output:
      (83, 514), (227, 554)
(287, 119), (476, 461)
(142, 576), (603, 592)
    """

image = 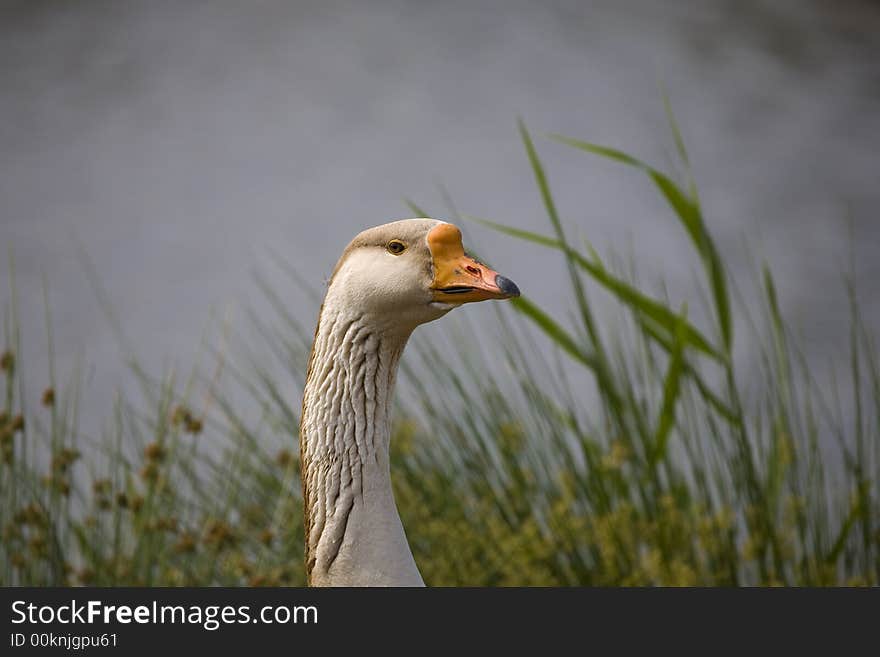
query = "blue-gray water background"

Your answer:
(2, 0), (879, 442)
